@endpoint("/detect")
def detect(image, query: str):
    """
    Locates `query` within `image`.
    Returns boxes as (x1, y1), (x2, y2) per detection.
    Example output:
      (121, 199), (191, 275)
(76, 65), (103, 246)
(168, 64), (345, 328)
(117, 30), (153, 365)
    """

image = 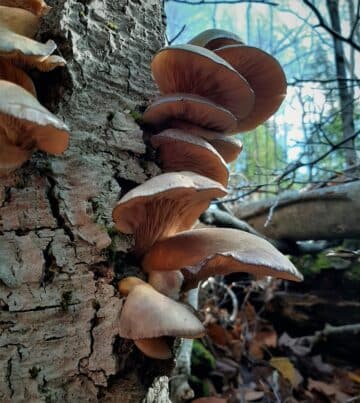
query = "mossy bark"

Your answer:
(0, 0), (167, 401)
